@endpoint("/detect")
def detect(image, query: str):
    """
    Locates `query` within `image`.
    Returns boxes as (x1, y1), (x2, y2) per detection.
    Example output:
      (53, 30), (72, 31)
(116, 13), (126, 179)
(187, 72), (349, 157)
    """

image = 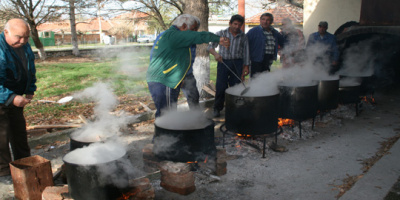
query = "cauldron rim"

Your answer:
(63, 147), (126, 166)
(339, 83), (361, 87)
(154, 119), (214, 131)
(225, 88), (279, 97)
(338, 74), (373, 78)
(278, 83), (318, 88)
(70, 134), (108, 144)
(314, 77), (340, 81)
